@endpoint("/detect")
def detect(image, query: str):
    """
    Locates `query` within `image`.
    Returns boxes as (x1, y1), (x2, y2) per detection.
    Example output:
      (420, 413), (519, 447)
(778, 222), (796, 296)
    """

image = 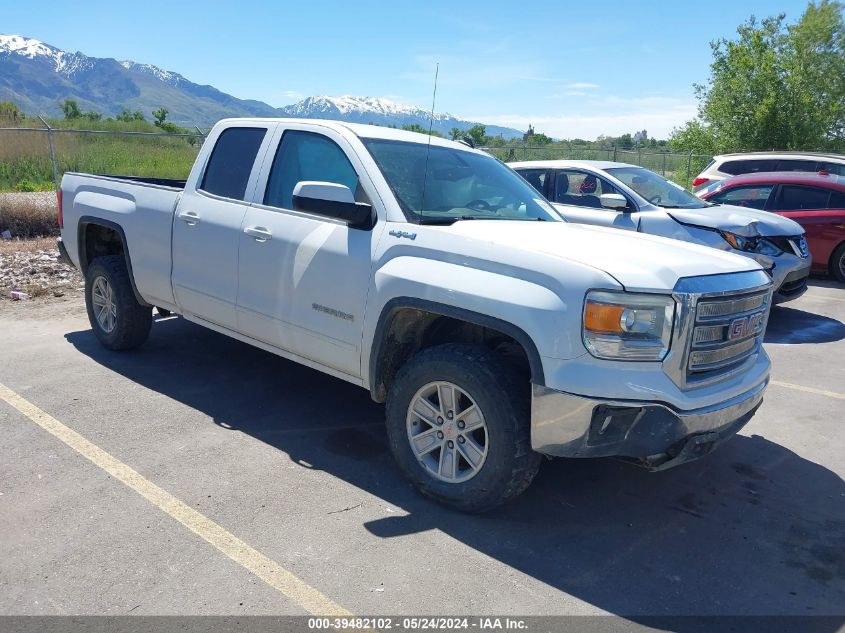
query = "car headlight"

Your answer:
(719, 231), (781, 257)
(583, 291), (675, 361)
